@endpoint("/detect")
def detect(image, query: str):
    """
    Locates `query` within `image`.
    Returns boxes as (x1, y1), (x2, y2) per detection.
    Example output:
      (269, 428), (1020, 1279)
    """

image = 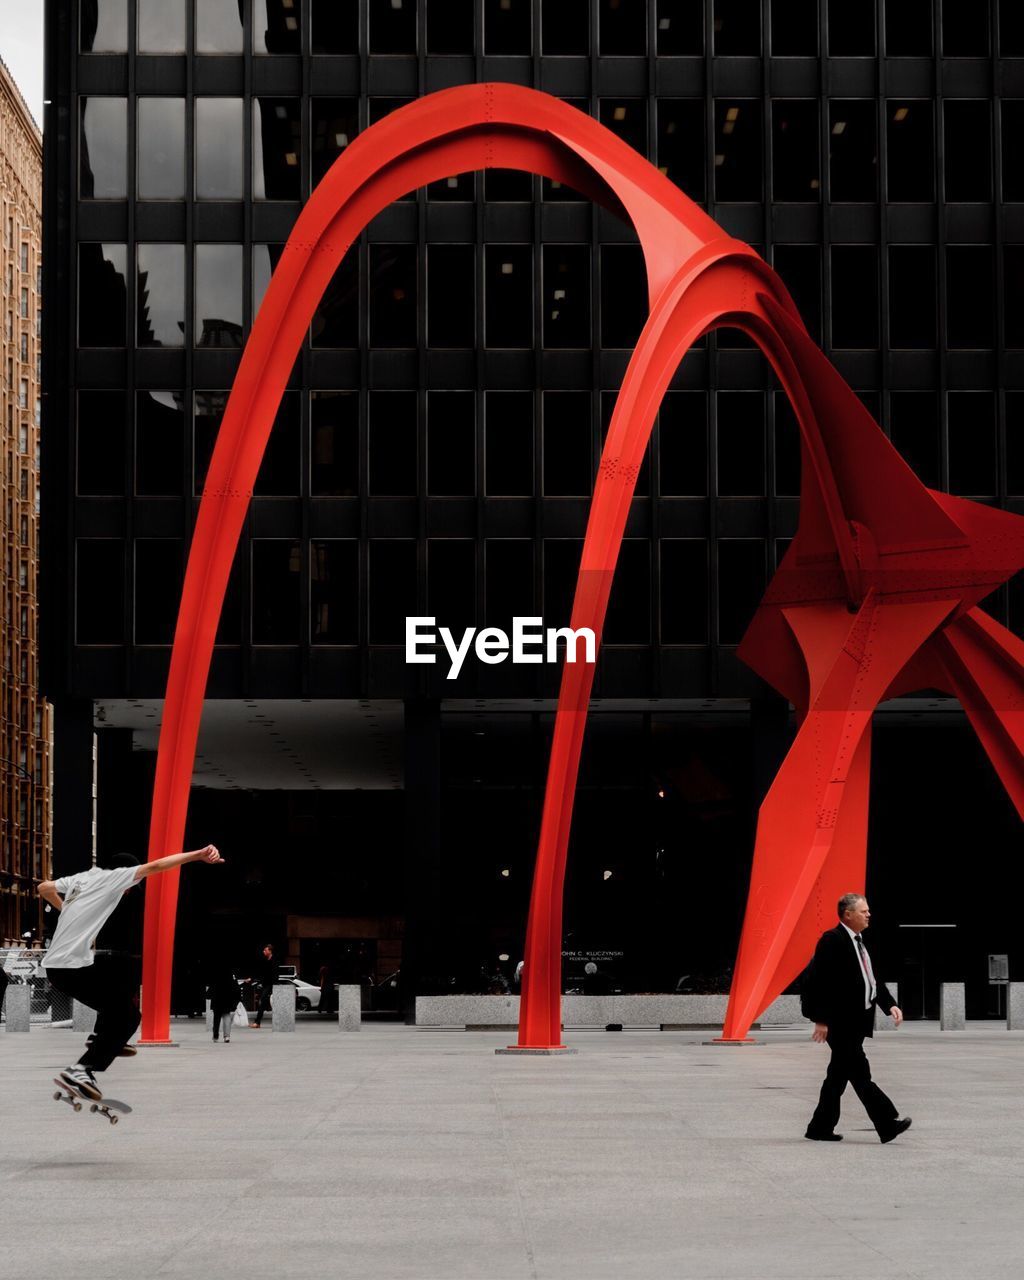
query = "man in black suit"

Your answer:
(801, 893), (912, 1144)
